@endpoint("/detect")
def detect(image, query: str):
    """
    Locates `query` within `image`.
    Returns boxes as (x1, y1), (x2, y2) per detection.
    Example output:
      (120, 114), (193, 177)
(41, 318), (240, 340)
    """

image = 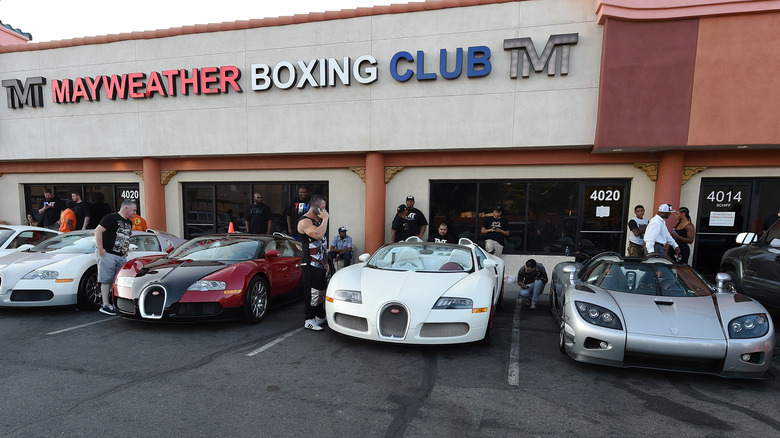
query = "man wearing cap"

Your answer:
(391, 204), (413, 242)
(404, 195), (428, 239)
(481, 205), (510, 256)
(329, 226), (353, 267)
(645, 203), (681, 257)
